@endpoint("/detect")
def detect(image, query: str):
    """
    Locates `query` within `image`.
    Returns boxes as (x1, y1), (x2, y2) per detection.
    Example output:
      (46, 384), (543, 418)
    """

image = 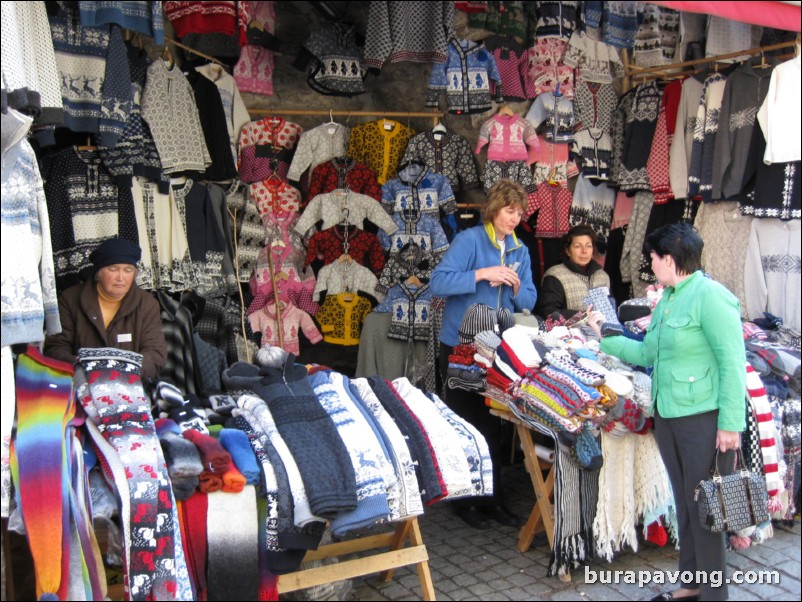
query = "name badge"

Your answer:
(117, 333), (133, 343)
